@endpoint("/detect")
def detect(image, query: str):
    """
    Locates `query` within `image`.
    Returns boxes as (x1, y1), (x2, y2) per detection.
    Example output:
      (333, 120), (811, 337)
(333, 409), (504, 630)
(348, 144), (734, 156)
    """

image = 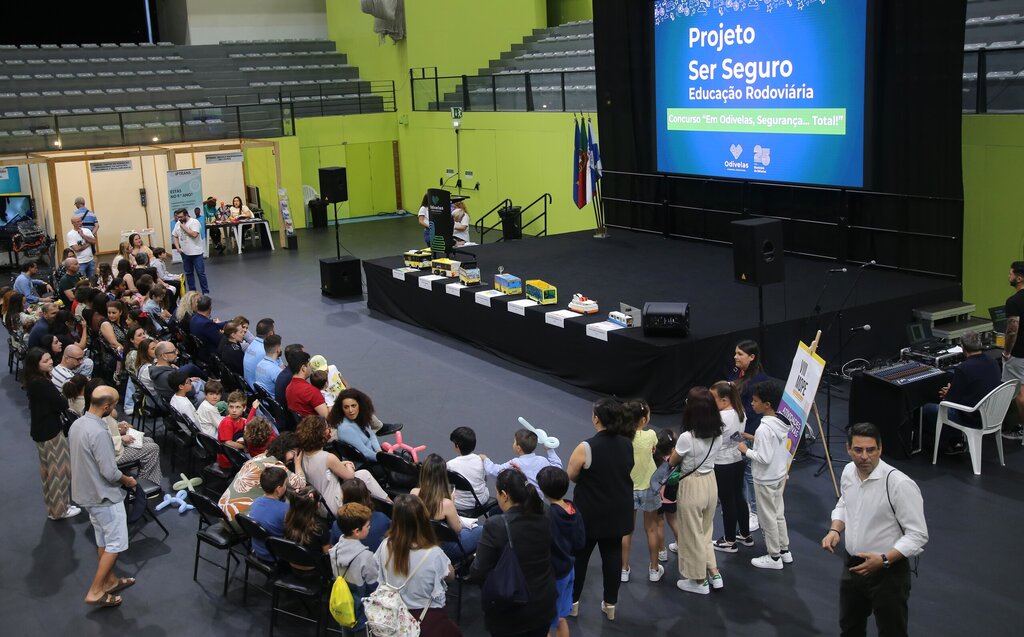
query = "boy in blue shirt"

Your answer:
(246, 466), (289, 562)
(481, 428), (562, 493)
(538, 466), (586, 636)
